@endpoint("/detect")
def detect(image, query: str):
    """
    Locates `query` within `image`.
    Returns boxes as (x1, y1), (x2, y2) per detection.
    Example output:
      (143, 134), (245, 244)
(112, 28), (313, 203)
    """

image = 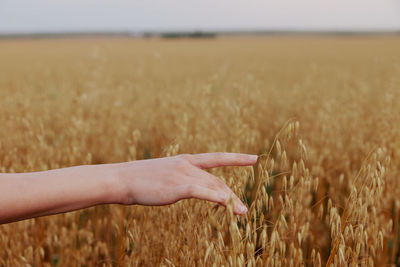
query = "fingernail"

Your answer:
(249, 154), (258, 161)
(239, 204), (248, 214)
